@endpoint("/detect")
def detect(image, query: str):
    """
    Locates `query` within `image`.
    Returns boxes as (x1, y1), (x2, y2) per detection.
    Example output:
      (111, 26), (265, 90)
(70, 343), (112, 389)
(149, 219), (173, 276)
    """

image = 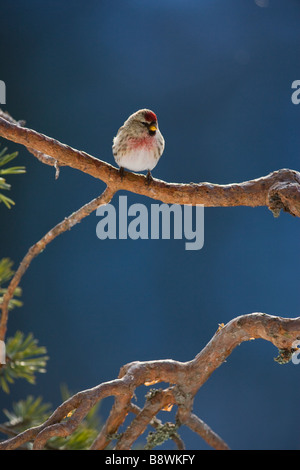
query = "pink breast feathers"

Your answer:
(128, 135), (154, 150)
